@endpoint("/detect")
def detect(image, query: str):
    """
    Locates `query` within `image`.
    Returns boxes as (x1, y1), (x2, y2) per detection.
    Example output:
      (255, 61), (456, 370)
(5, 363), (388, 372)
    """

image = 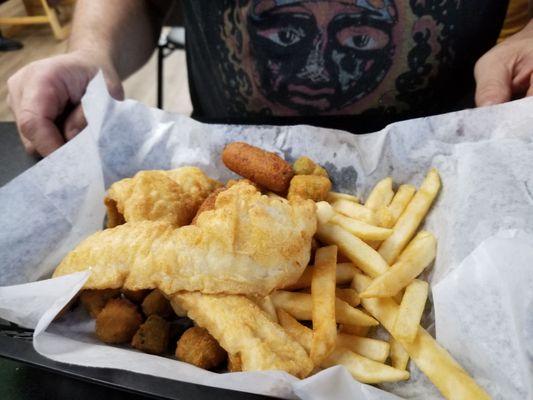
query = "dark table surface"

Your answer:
(0, 122), (271, 400)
